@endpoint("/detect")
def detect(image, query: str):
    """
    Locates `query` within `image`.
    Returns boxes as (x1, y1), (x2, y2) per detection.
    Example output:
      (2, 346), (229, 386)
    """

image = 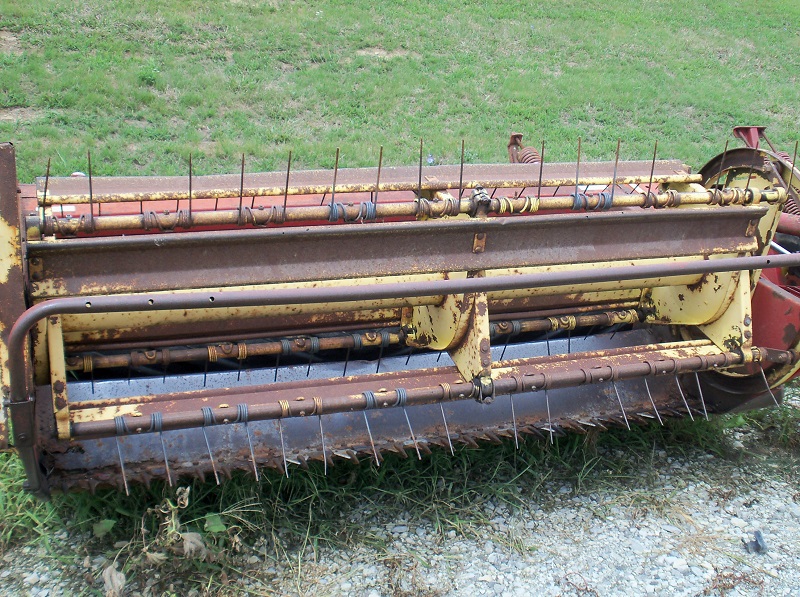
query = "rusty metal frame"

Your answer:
(0, 143), (26, 450)
(10, 250), (800, 496)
